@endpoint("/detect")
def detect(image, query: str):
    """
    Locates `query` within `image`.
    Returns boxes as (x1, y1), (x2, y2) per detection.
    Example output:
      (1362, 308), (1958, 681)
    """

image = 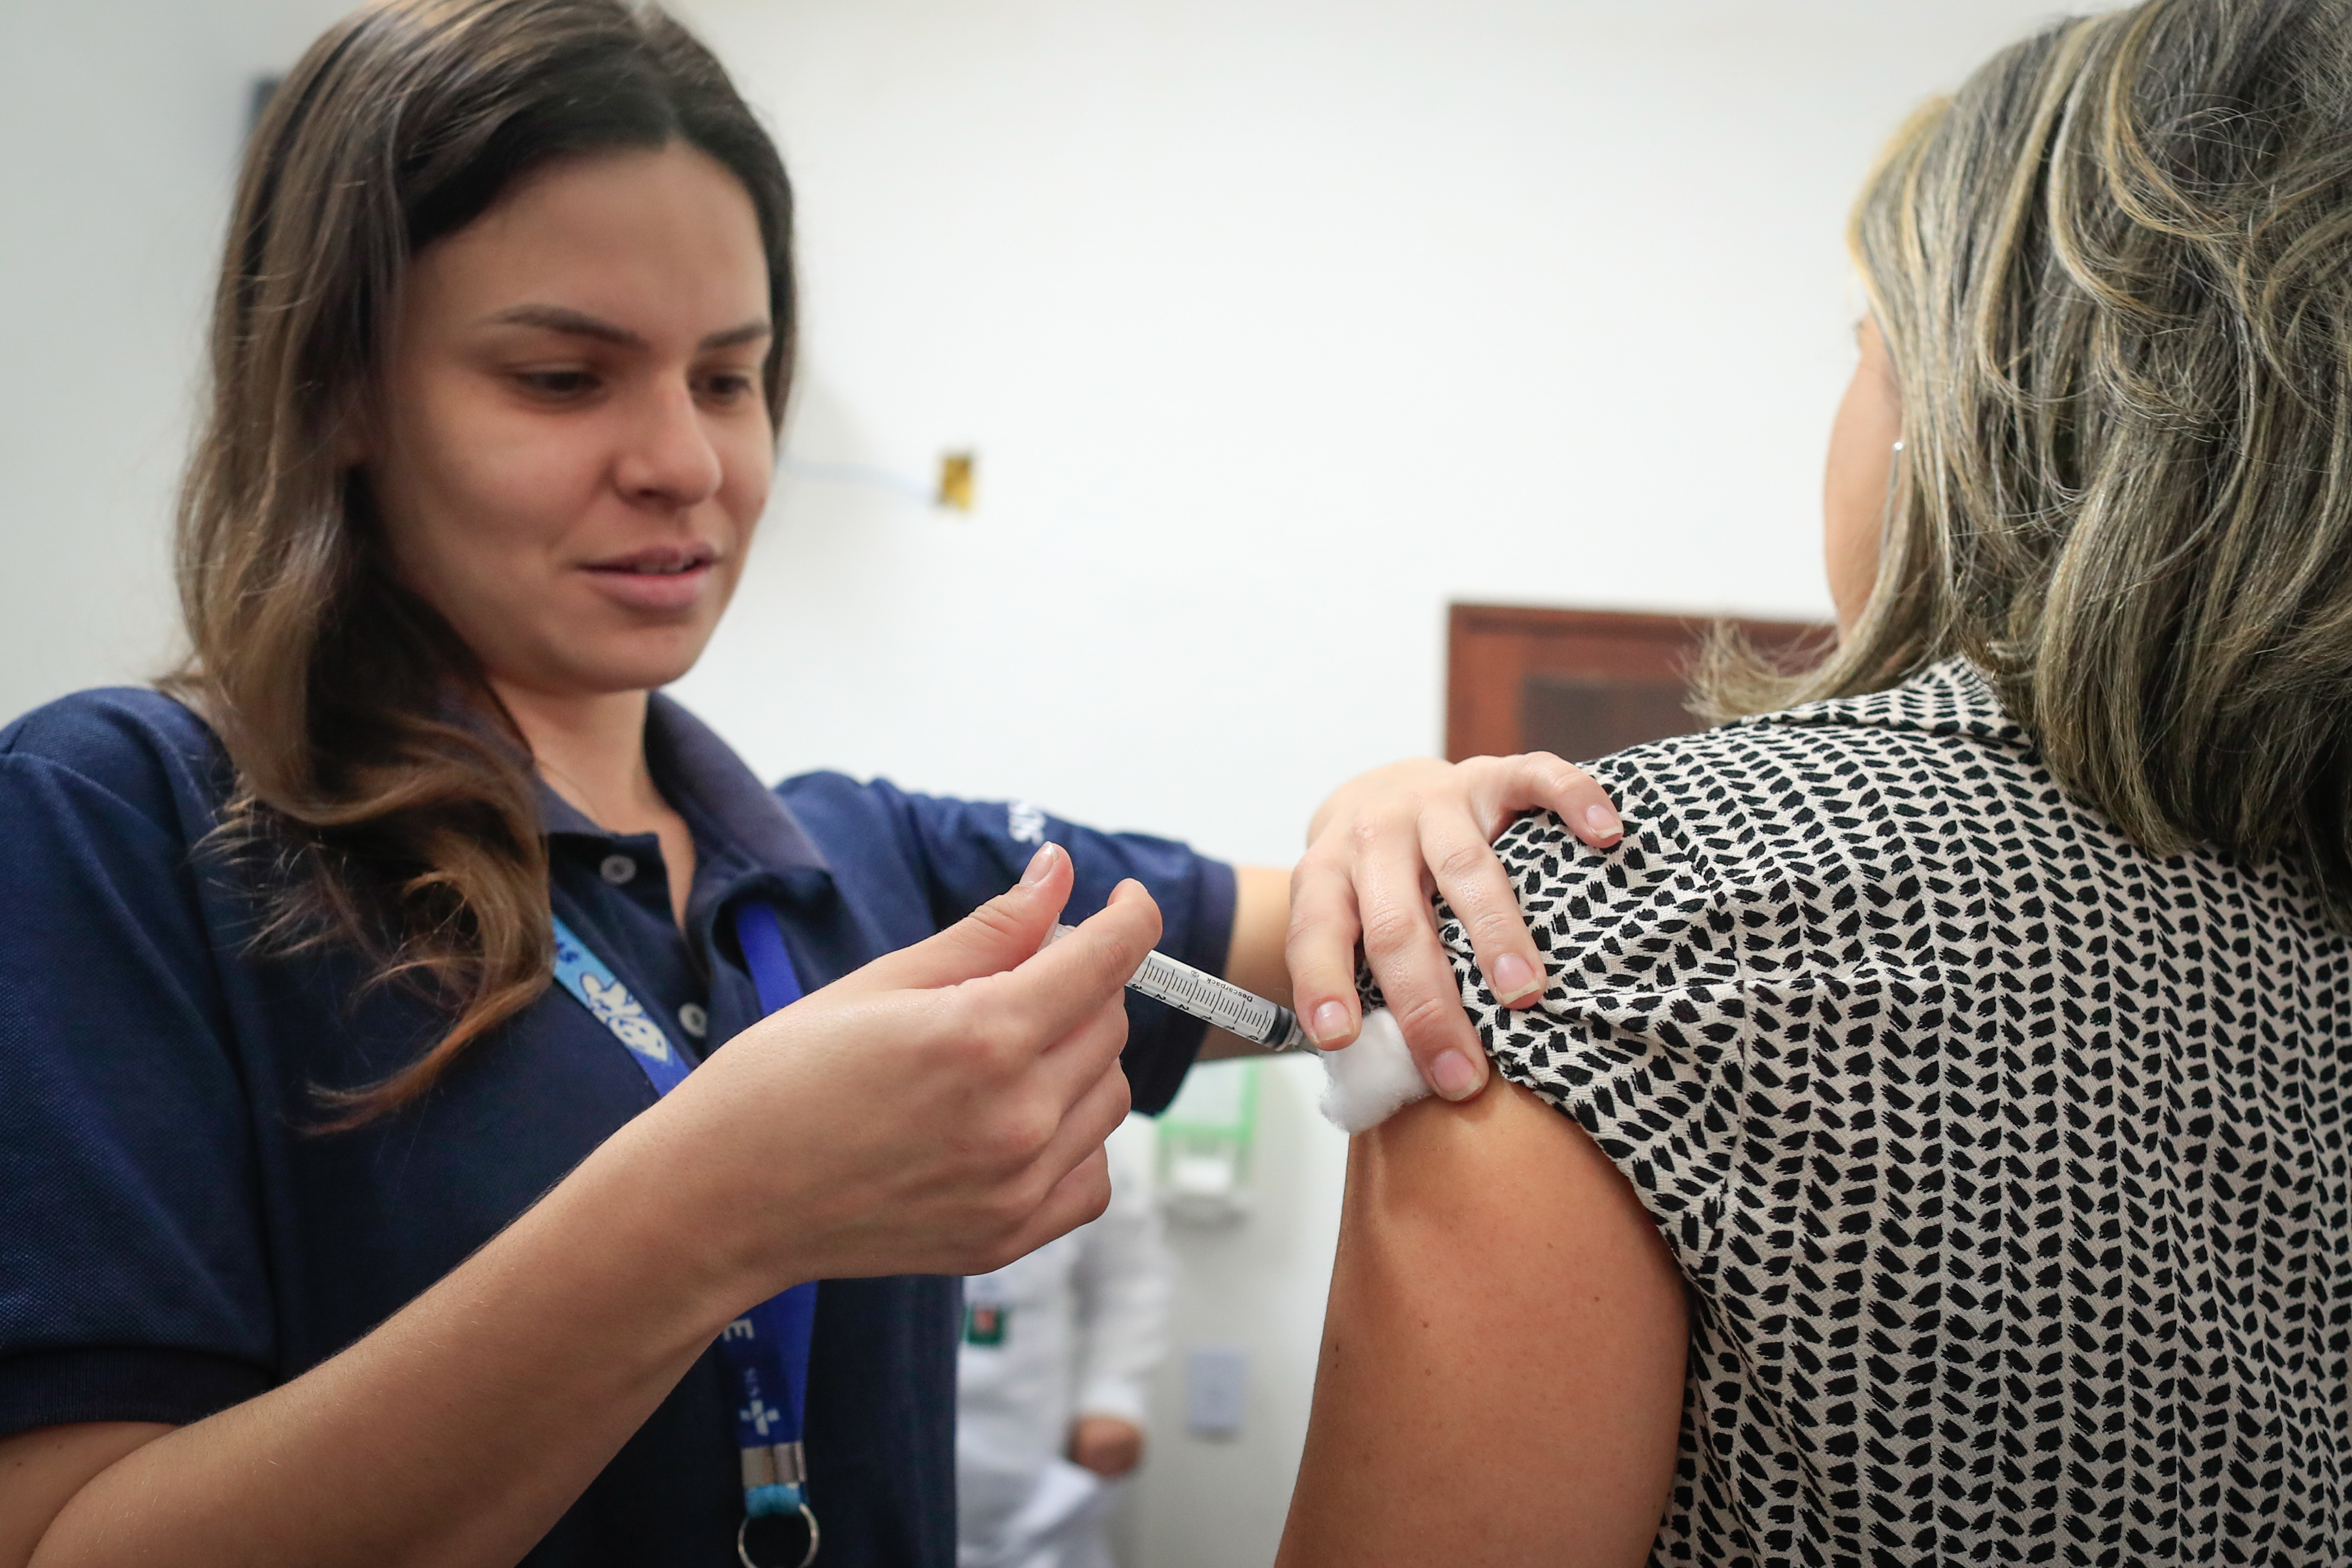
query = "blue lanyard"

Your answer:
(548, 905), (821, 1568)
